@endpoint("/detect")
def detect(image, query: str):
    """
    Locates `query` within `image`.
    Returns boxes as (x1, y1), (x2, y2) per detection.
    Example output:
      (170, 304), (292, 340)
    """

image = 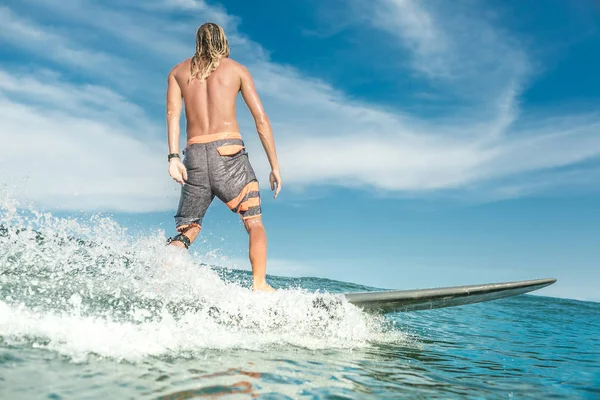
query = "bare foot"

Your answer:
(252, 281), (276, 292)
